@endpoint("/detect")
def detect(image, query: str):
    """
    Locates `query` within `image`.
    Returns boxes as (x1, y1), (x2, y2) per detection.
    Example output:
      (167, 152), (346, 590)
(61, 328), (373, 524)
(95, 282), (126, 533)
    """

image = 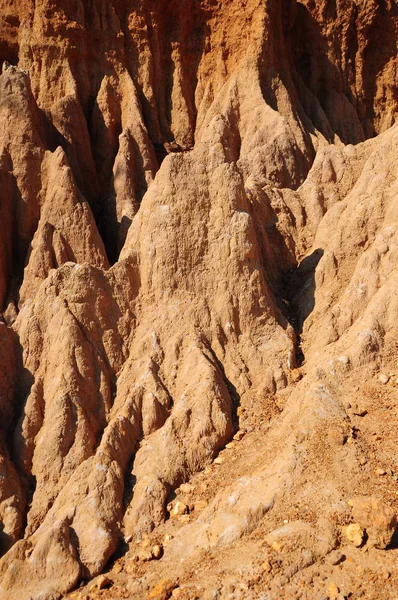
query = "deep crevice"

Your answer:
(278, 248), (324, 367)
(19, 475), (36, 540)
